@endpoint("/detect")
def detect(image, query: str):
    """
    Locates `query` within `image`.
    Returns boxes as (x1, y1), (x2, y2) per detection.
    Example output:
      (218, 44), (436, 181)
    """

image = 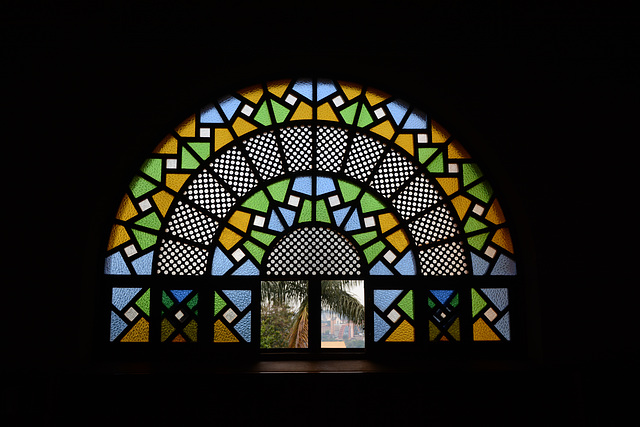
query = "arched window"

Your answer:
(102, 78), (519, 358)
